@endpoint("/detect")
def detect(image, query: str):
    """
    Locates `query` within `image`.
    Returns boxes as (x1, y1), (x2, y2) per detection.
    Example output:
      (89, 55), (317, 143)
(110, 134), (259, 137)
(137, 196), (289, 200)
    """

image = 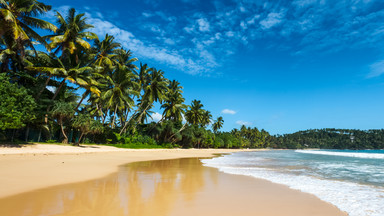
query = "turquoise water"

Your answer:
(202, 150), (384, 216)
